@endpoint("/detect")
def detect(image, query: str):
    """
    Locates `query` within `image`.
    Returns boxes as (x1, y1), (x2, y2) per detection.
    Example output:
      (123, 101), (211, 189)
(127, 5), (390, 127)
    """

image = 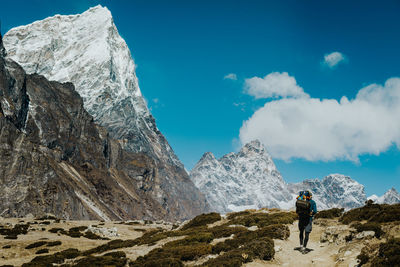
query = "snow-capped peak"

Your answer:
(190, 140), (292, 213)
(368, 187), (400, 204)
(4, 6), (183, 168)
